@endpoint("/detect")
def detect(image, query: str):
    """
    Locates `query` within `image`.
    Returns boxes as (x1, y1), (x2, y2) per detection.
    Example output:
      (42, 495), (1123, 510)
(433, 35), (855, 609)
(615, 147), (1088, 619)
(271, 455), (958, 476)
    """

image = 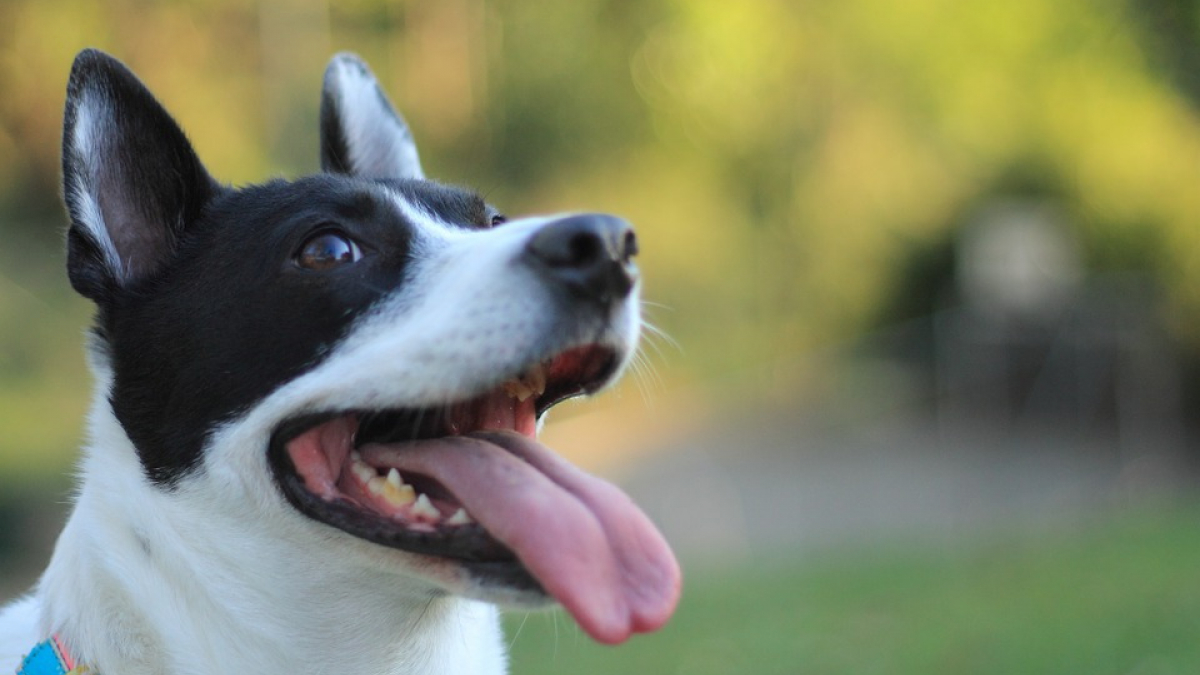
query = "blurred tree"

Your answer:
(1129, 0), (1200, 106)
(2, 0), (1200, 393)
